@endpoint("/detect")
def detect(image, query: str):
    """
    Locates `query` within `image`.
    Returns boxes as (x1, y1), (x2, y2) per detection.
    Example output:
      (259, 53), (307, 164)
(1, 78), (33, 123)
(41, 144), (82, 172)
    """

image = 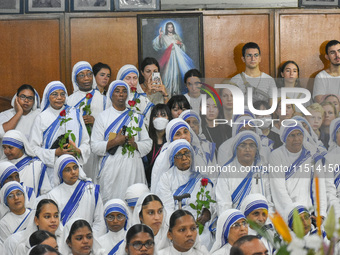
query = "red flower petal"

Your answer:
(86, 93), (93, 99)
(59, 110), (66, 116)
